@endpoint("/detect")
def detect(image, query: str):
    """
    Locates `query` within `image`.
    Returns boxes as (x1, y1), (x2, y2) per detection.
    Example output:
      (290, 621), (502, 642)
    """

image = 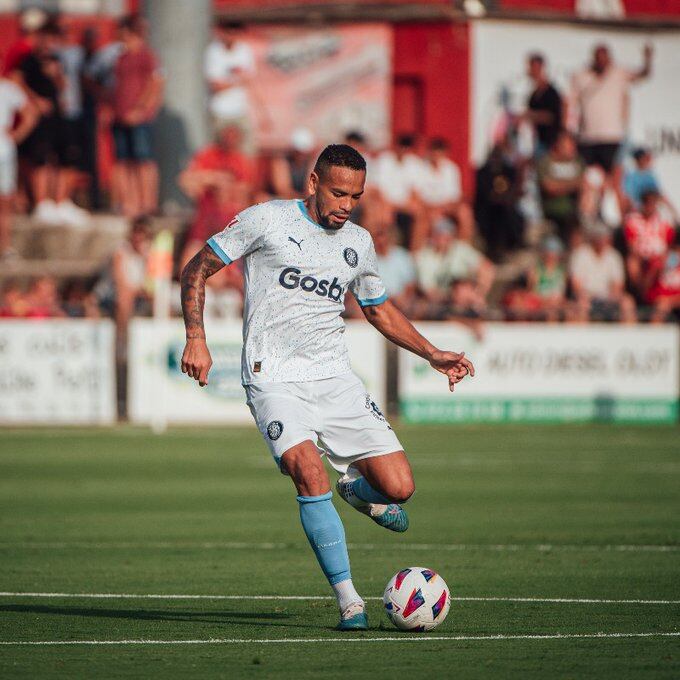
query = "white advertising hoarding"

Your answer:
(472, 21), (680, 207)
(128, 319), (386, 425)
(0, 320), (116, 424)
(399, 323), (679, 423)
